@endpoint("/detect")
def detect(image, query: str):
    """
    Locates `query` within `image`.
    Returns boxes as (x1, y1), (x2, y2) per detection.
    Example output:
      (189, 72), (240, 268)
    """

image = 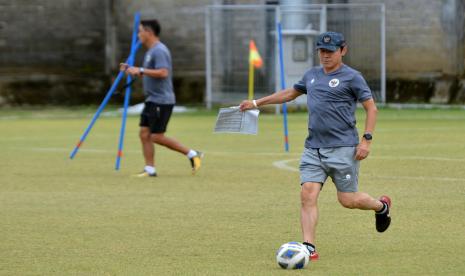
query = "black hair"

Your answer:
(141, 19), (161, 36)
(340, 41), (347, 50)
